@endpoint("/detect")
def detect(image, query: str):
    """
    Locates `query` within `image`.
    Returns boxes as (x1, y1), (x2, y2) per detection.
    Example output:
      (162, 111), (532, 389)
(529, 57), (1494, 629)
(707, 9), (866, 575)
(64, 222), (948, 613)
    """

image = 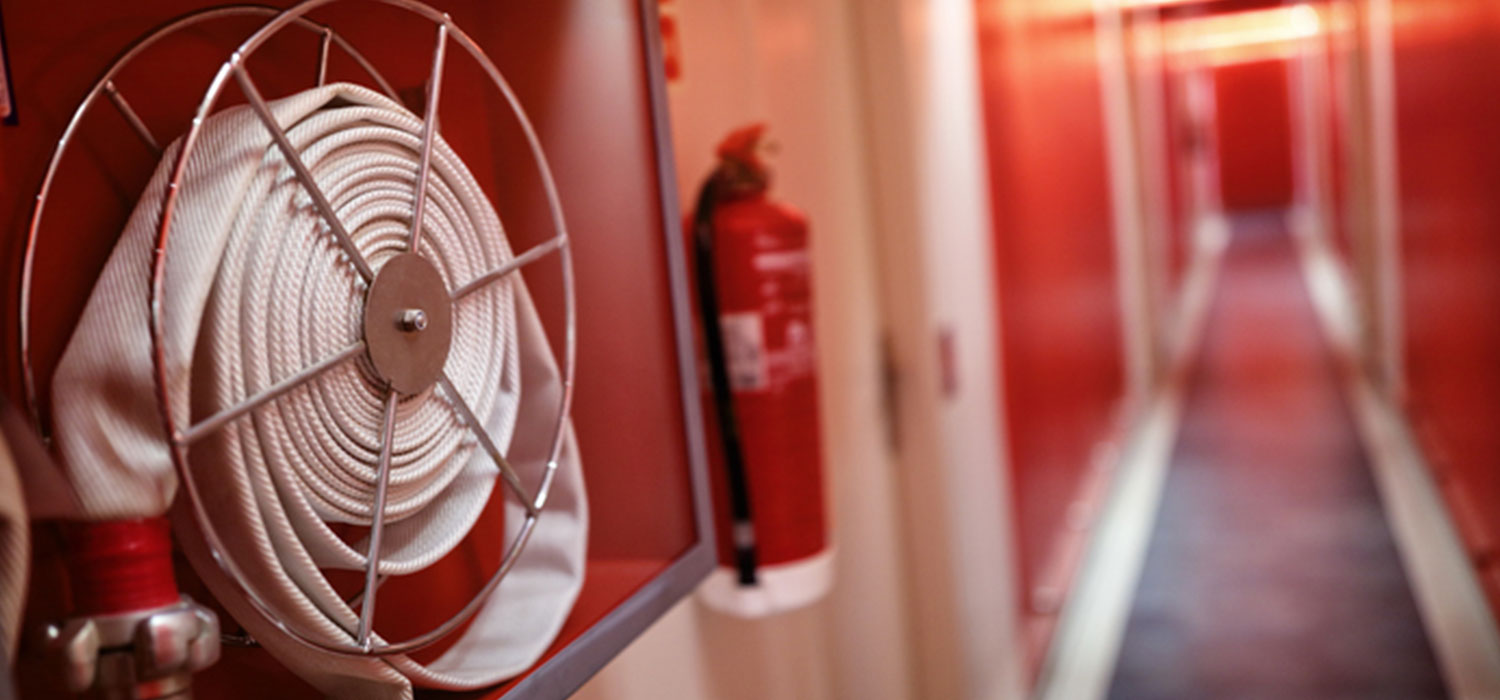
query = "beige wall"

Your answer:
(575, 1), (1025, 697)
(852, 0), (1023, 696)
(576, 0), (916, 698)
